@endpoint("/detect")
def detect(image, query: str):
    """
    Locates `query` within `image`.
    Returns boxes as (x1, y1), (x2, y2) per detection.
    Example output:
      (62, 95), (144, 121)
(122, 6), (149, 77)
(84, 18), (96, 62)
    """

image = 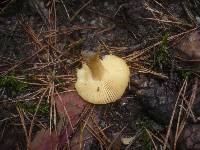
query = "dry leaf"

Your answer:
(31, 129), (58, 150)
(54, 92), (88, 149)
(179, 30), (200, 58)
(55, 91), (87, 119)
